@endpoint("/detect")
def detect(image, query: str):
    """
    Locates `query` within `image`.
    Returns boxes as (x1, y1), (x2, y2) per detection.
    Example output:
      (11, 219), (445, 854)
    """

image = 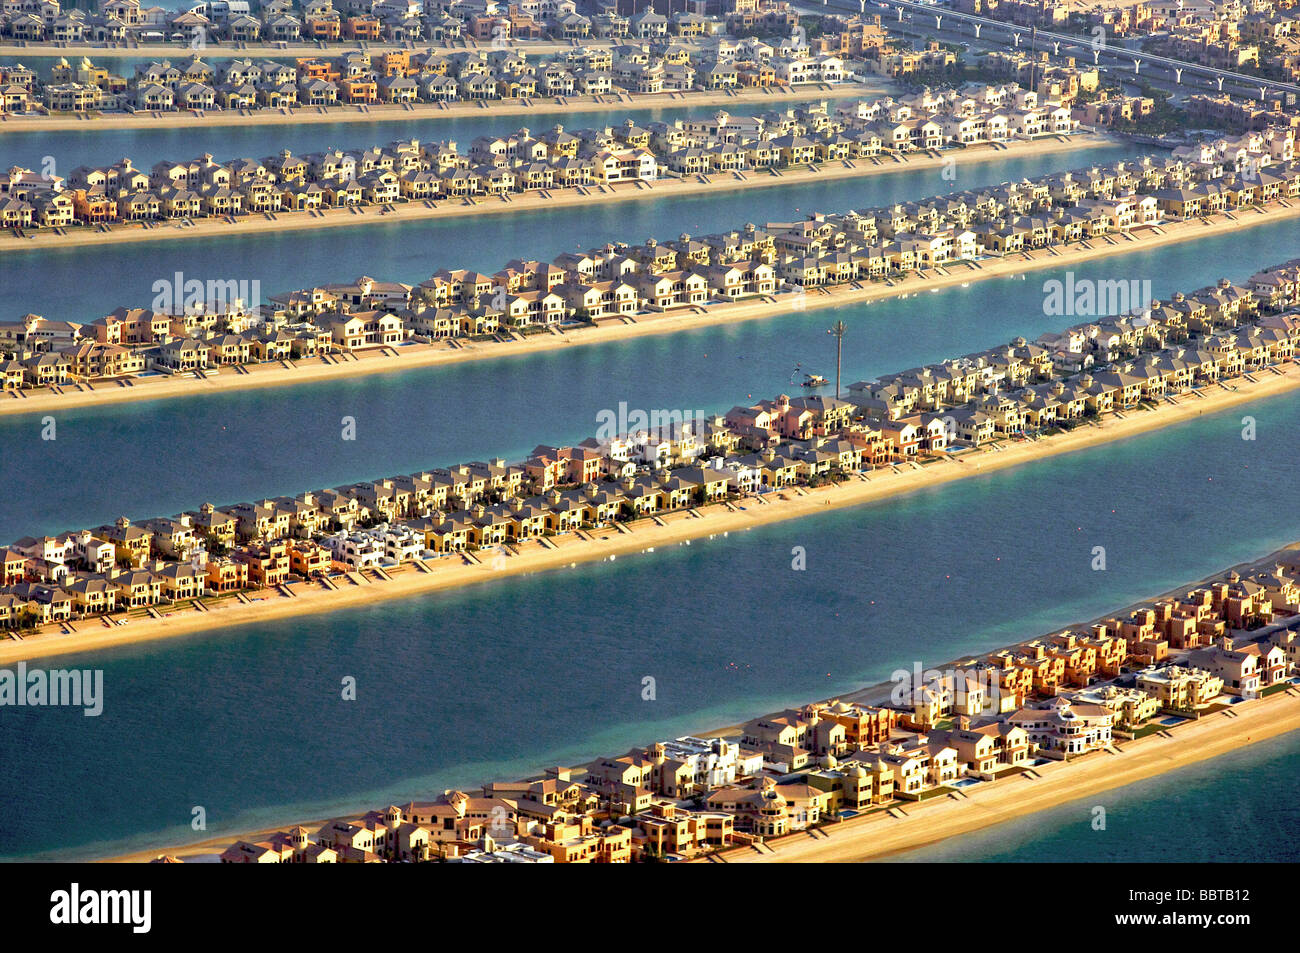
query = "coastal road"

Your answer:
(798, 0), (1298, 105)
(858, 0), (1300, 100)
